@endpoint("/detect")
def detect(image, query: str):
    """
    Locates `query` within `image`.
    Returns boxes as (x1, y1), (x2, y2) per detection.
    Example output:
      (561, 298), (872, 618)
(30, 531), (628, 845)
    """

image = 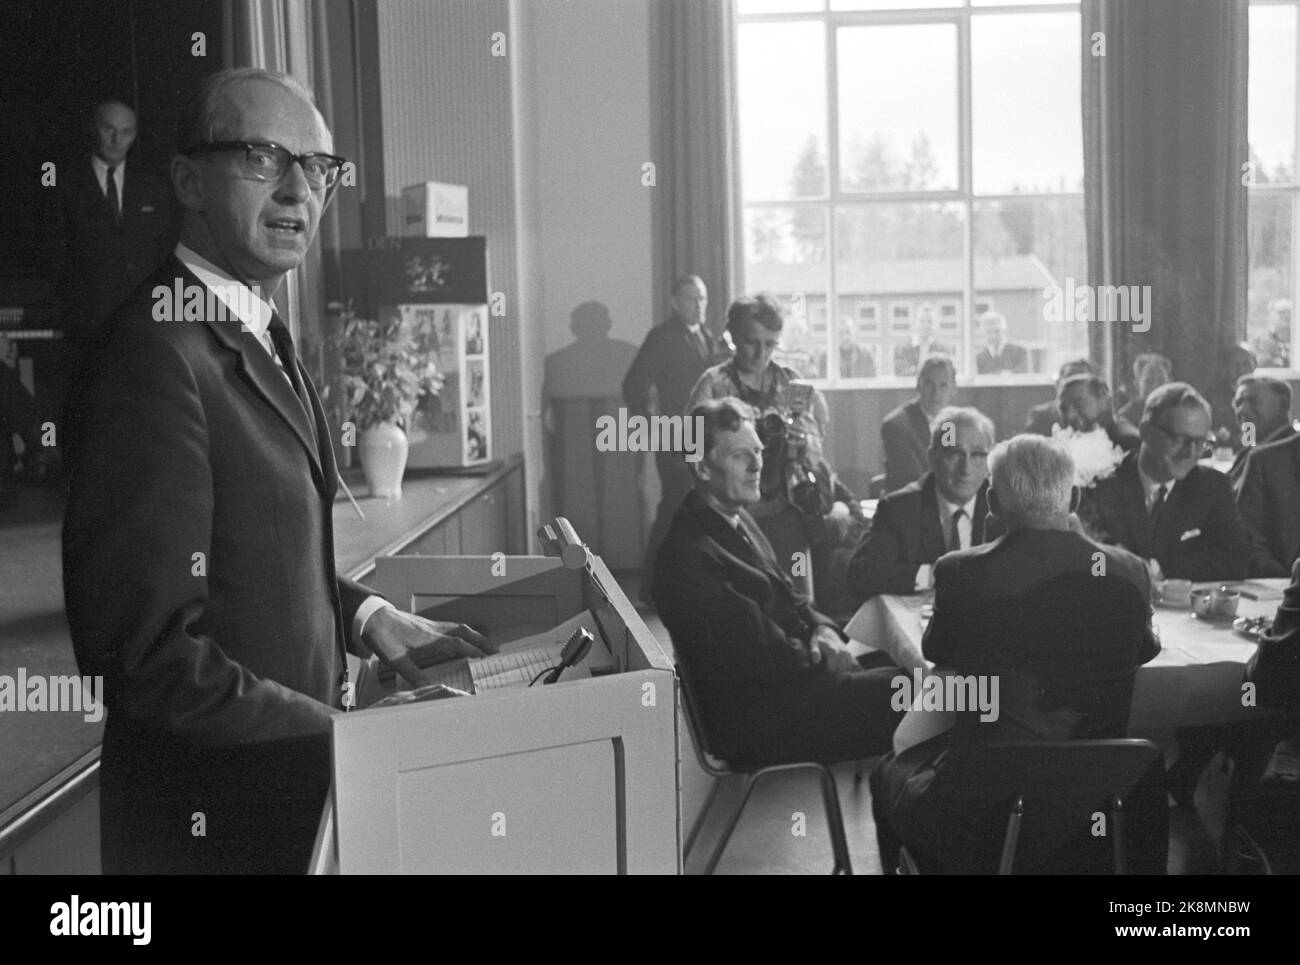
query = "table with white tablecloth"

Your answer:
(845, 580), (1287, 731)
